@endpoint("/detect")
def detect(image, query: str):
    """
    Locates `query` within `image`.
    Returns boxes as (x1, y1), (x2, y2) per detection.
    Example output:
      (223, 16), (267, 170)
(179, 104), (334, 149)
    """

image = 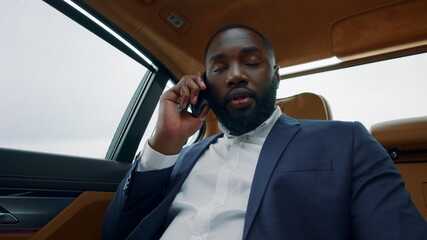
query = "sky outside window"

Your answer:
(0, 0), (147, 158)
(277, 52), (427, 130)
